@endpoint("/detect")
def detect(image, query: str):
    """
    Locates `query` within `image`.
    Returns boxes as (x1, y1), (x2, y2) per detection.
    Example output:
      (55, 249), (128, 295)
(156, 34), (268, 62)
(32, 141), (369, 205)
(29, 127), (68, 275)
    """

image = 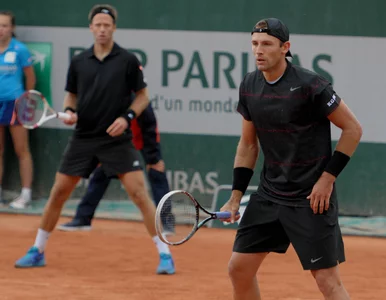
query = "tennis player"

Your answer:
(221, 18), (362, 299)
(15, 4), (175, 275)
